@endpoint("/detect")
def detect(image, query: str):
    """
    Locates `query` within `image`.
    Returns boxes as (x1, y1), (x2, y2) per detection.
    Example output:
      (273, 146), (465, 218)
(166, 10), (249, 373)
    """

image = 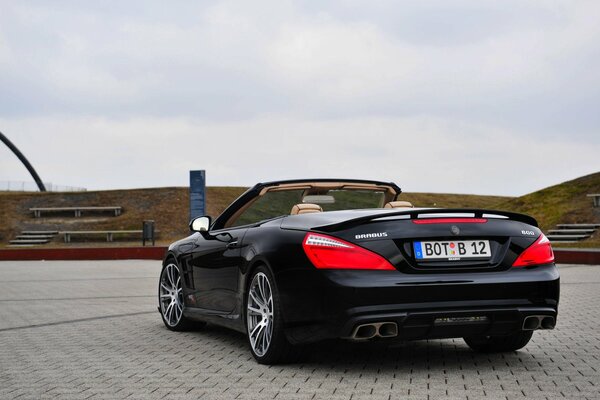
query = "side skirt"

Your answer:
(183, 307), (246, 334)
